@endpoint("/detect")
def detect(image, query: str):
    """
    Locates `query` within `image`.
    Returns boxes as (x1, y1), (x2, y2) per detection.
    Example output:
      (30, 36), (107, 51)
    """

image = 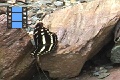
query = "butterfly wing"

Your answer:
(31, 22), (58, 56)
(33, 23), (43, 48)
(39, 31), (58, 55)
(32, 23), (44, 56)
